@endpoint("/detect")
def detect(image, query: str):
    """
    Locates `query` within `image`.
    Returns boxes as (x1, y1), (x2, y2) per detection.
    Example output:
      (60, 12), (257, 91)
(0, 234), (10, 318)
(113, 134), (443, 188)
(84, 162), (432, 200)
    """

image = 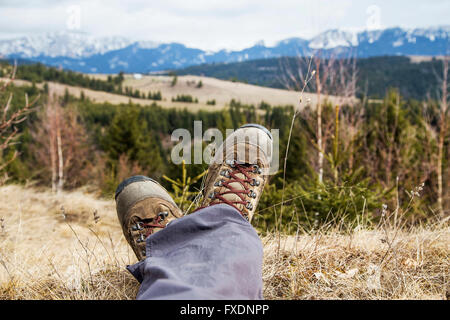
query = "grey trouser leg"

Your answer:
(126, 204), (263, 300)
